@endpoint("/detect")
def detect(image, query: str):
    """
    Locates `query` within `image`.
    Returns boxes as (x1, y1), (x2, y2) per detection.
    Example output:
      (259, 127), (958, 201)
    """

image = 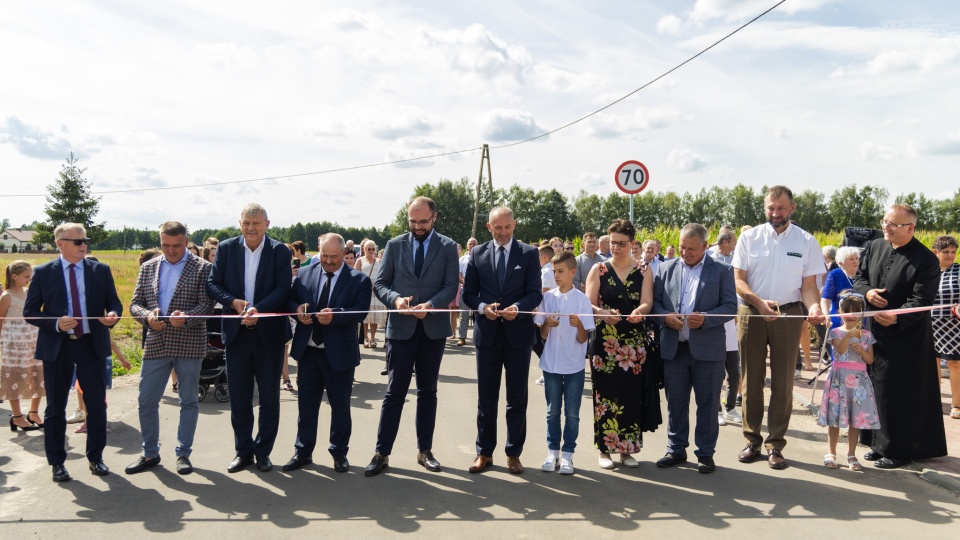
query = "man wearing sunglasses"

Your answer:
(25, 223), (123, 482)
